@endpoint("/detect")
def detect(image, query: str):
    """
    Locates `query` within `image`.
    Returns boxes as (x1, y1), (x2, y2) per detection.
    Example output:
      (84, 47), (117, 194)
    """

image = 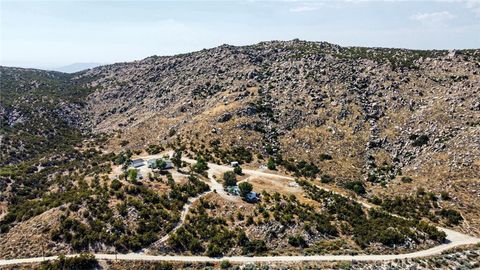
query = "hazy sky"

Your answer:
(1, 0), (479, 69)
